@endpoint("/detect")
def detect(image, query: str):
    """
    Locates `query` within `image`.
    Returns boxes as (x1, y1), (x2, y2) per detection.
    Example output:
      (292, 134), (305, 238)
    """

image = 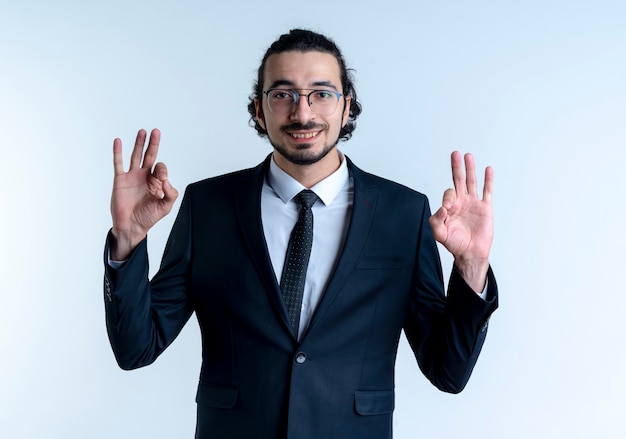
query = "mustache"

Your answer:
(280, 122), (326, 132)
